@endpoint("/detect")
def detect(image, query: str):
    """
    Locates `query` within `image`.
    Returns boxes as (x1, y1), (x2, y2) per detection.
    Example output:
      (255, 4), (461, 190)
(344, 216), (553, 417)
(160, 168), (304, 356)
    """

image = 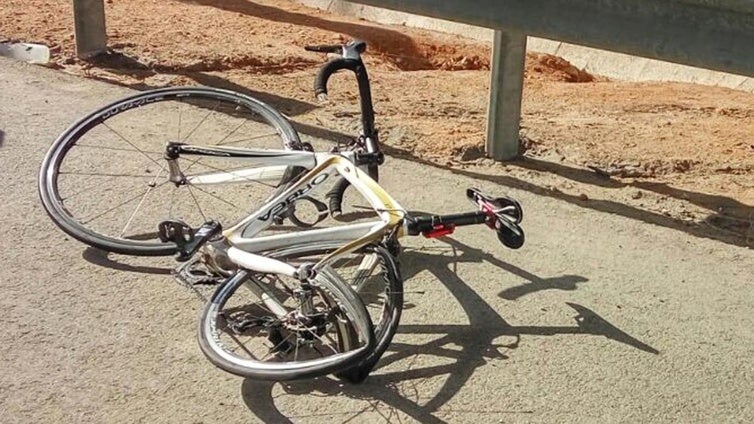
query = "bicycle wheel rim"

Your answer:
(38, 87), (302, 256)
(267, 243), (403, 380)
(198, 269), (375, 380)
